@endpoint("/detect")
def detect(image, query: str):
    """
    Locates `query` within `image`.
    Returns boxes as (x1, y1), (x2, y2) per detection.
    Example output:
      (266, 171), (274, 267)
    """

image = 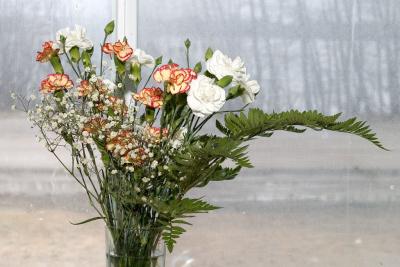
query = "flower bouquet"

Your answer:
(12, 21), (385, 267)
